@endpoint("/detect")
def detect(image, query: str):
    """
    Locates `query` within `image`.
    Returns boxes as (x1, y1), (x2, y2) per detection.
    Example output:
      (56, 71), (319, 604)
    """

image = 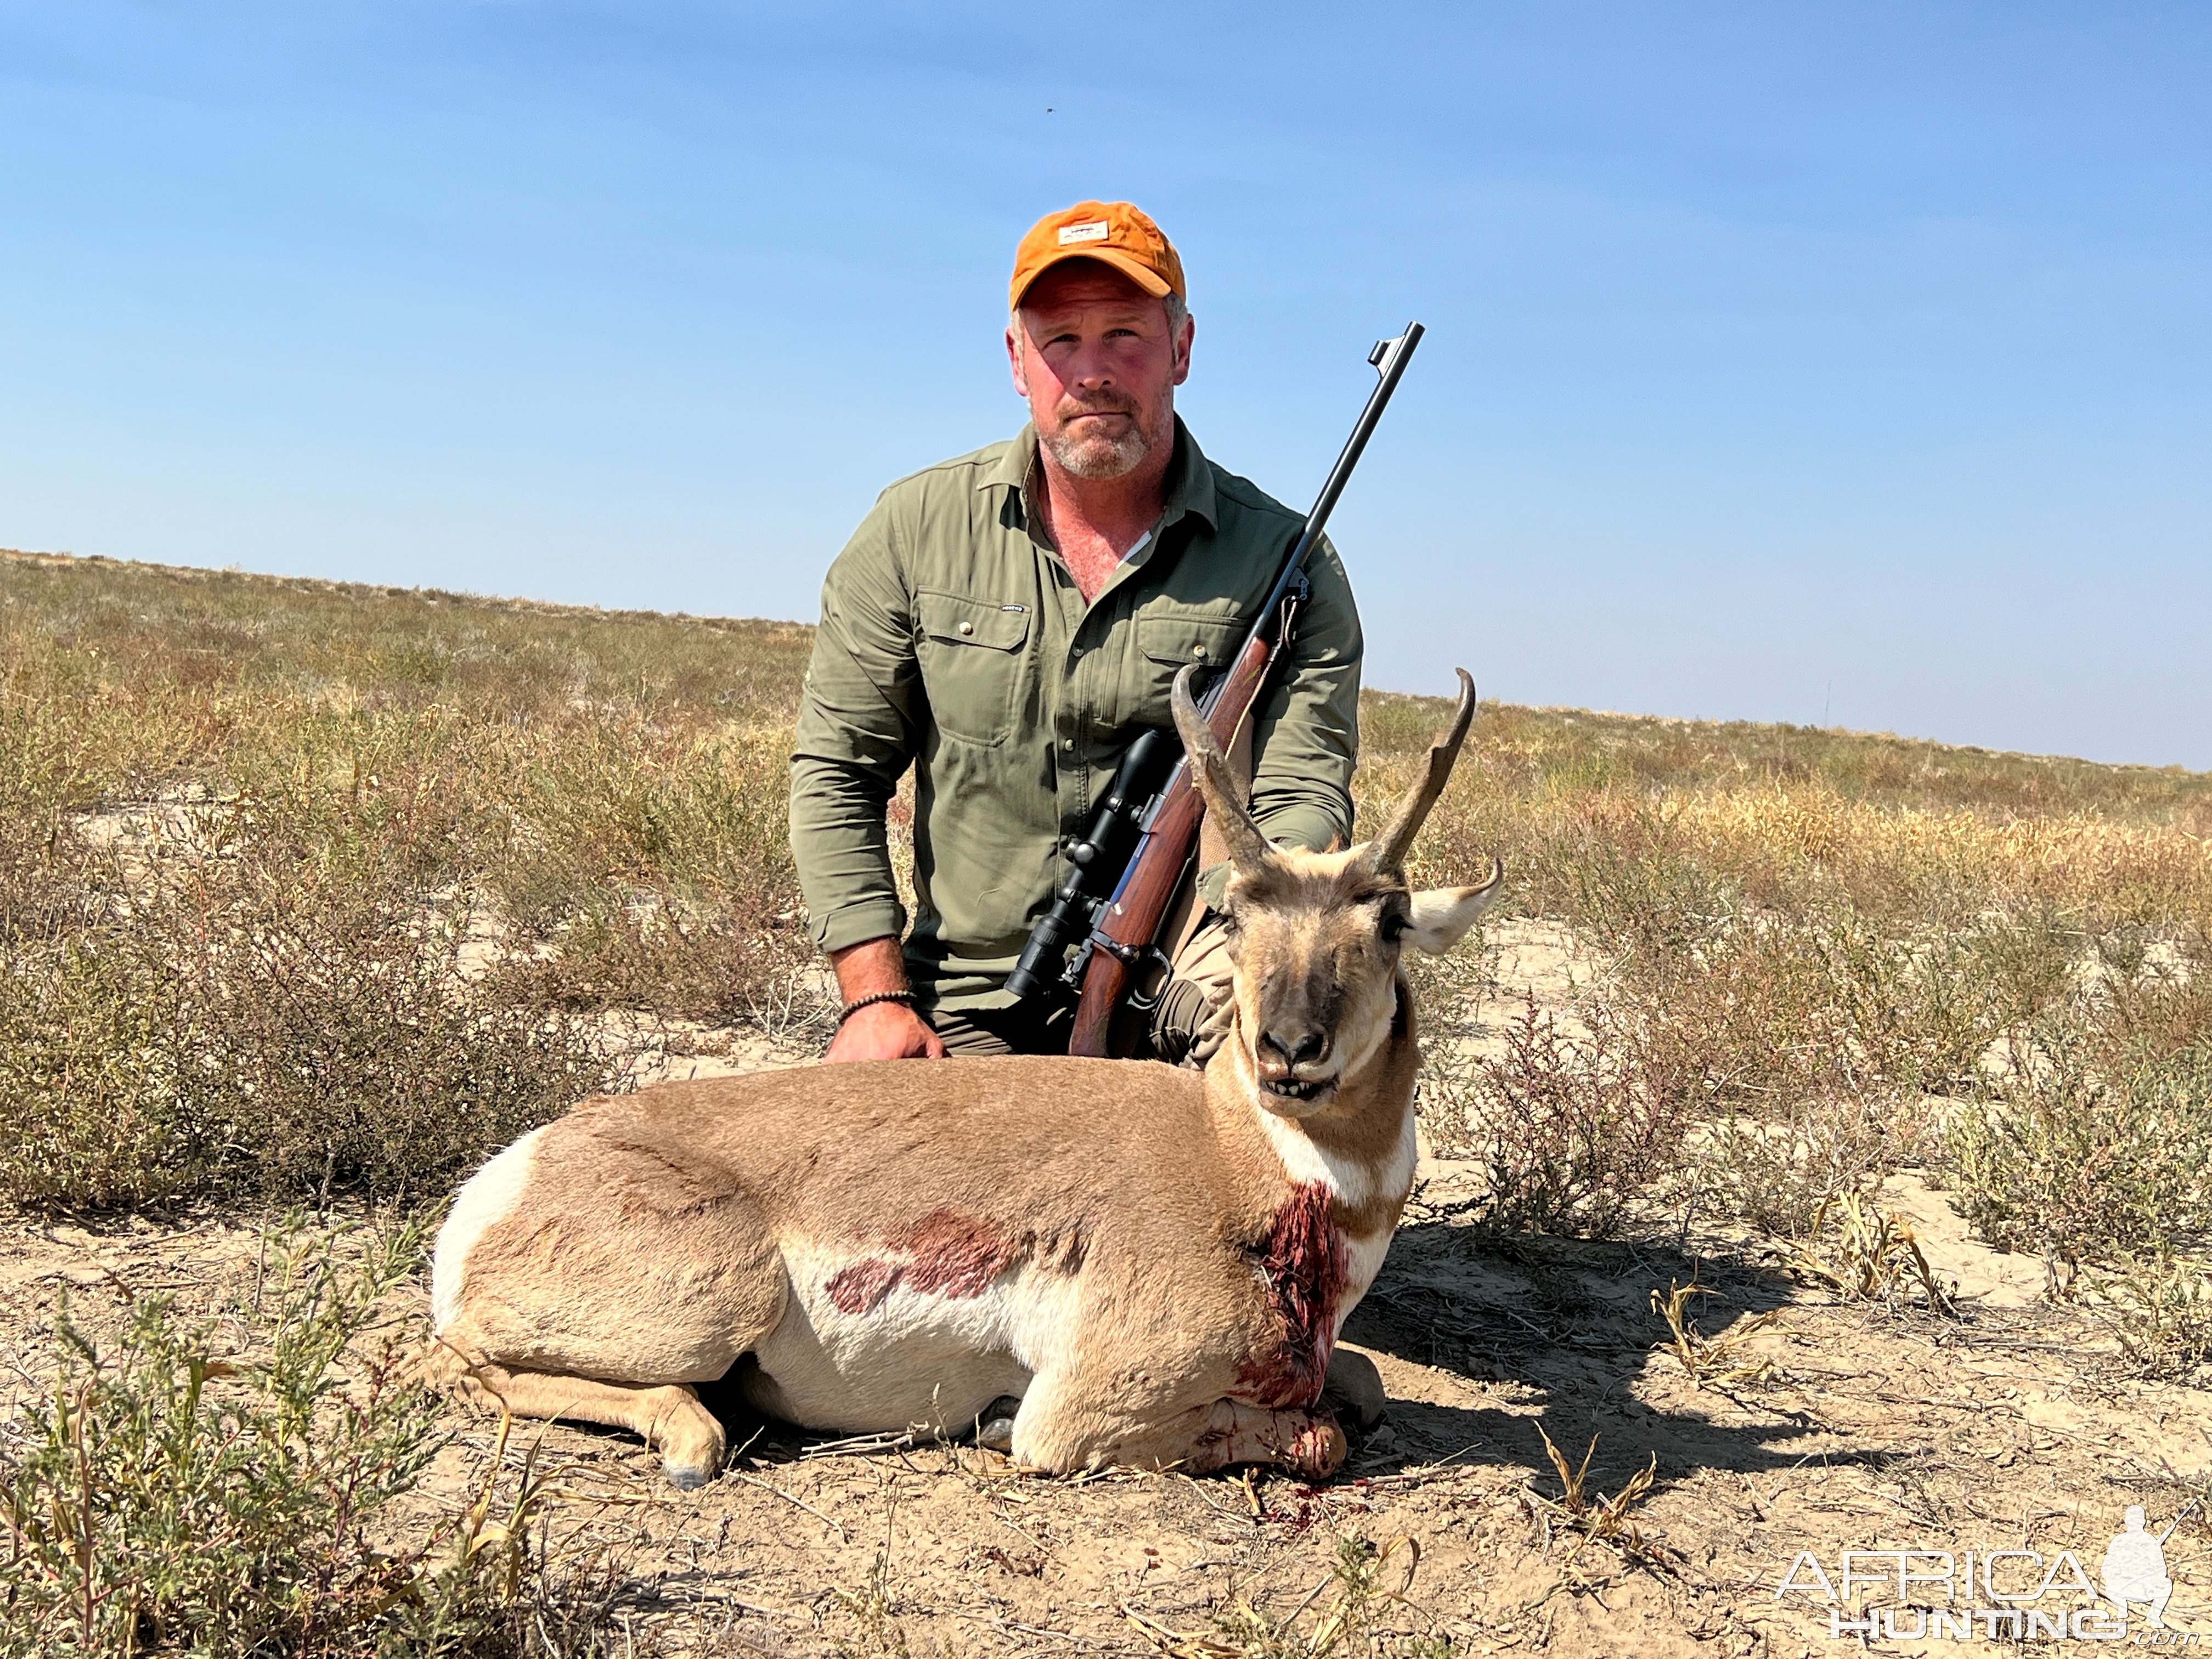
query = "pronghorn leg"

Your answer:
(1010, 1376), (1346, 1478)
(1322, 1345), (1387, 1430)
(456, 1362), (728, 1490)
(1182, 1400), (1347, 1477)
(974, 1394), (1024, 1454)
